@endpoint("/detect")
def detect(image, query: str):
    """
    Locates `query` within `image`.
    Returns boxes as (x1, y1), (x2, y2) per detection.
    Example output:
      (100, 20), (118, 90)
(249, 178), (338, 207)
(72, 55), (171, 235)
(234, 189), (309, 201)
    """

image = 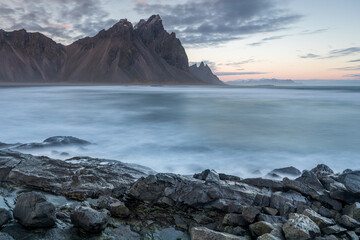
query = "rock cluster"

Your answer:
(0, 146), (360, 239)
